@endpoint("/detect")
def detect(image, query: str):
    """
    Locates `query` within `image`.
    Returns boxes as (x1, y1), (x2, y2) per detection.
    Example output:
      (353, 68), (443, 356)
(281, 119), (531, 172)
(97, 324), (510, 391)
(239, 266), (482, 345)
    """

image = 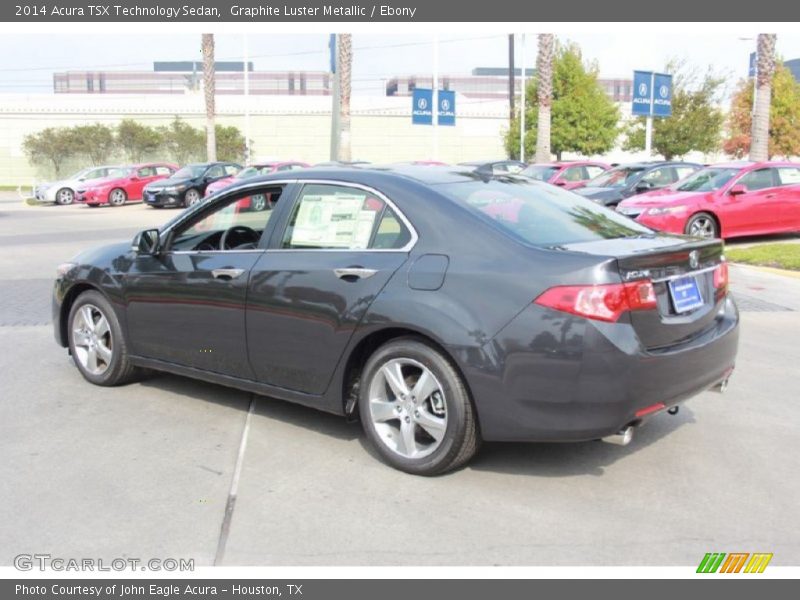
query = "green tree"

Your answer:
(116, 119), (163, 162)
(505, 42), (619, 160)
(723, 64), (800, 159)
(215, 125), (248, 163)
(159, 117), (205, 165)
(71, 123), (117, 165)
(623, 61), (725, 160)
(22, 127), (78, 177)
